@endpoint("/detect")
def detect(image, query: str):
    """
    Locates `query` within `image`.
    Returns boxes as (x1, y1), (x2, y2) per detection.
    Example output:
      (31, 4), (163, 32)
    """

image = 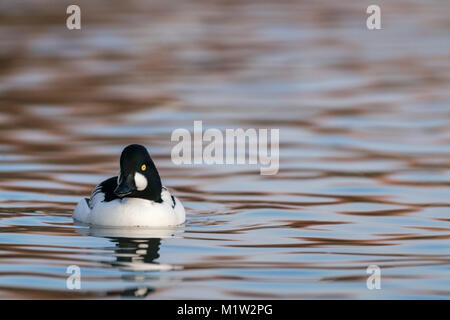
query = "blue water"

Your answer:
(0, 0), (449, 299)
